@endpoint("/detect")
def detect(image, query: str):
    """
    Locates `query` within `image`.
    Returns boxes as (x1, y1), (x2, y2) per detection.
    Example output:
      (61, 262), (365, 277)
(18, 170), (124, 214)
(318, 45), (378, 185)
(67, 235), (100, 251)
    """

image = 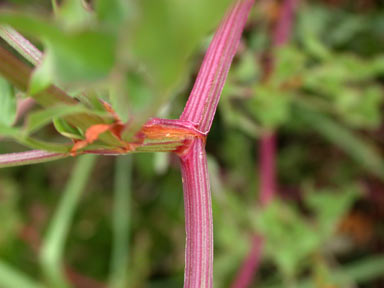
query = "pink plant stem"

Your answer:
(14, 97), (35, 124)
(180, 0), (254, 133)
(0, 150), (66, 167)
(180, 139), (212, 288)
(231, 0), (298, 287)
(178, 1), (254, 287)
(231, 237), (263, 288)
(259, 132), (277, 205)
